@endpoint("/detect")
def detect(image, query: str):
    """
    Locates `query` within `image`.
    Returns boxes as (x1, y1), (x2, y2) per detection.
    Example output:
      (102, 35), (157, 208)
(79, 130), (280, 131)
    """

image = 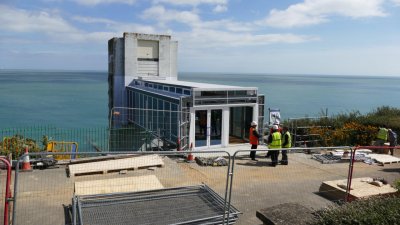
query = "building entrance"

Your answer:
(195, 109), (222, 148)
(229, 106), (253, 144)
